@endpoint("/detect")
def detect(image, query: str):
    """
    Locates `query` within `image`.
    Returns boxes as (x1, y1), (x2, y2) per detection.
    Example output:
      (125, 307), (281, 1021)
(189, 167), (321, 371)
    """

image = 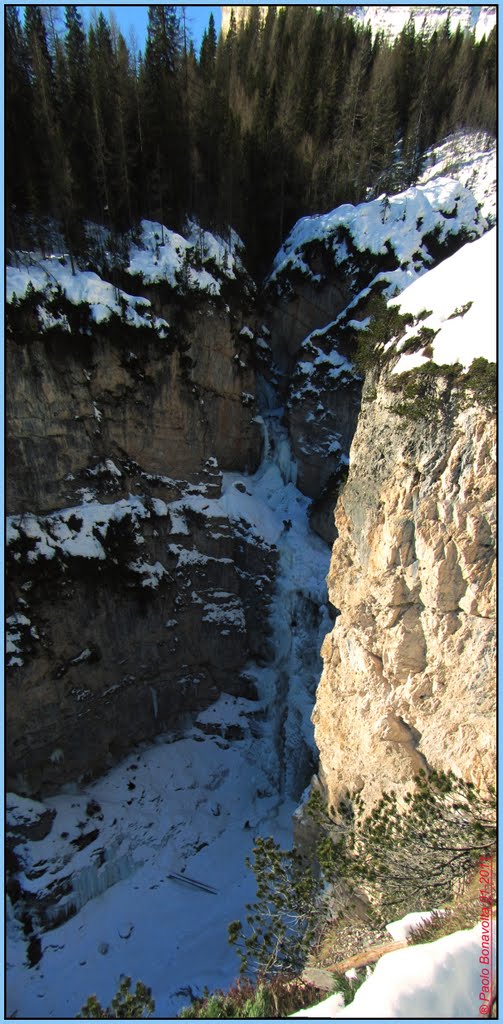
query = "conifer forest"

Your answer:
(5, 4), (497, 274)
